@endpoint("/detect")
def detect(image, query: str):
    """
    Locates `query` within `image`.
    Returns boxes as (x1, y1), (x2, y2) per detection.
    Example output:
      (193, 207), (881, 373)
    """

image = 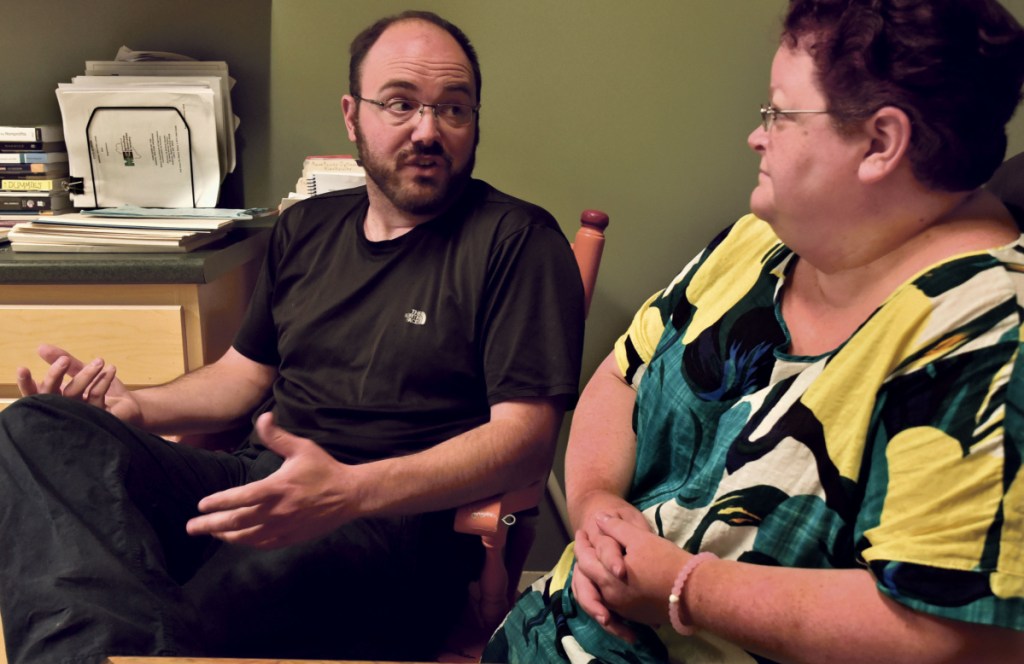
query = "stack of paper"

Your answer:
(0, 211), (38, 244)
(7, 206), (258, 253)
(280, 155), (365, 212)
(55, 46), (237, 209)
